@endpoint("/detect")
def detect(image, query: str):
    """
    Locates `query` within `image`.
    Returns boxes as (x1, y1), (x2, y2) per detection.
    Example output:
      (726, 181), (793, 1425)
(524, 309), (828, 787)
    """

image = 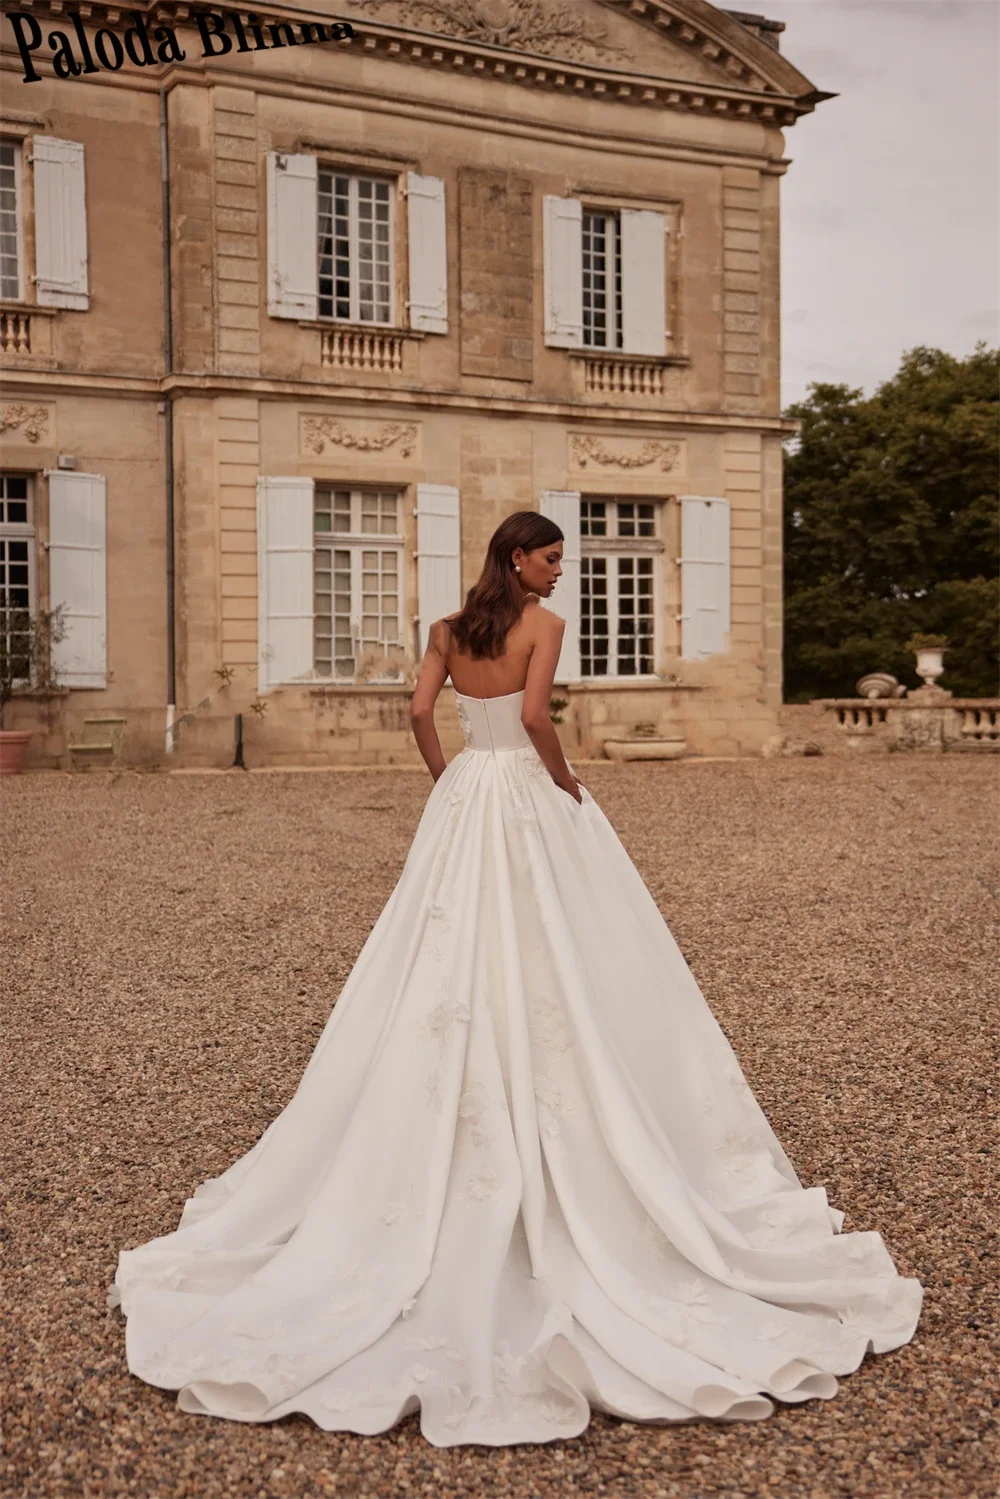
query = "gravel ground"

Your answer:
(3, 756), (998, 1499)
